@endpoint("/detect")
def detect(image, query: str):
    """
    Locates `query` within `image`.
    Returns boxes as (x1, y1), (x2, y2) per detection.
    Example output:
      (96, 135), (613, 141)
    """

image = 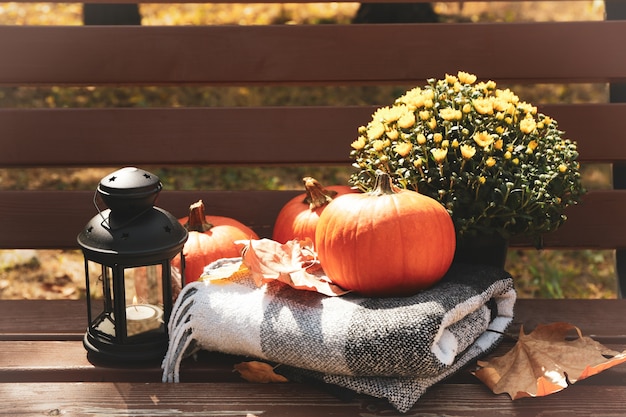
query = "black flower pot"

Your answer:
(453, 233), (509, 269)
